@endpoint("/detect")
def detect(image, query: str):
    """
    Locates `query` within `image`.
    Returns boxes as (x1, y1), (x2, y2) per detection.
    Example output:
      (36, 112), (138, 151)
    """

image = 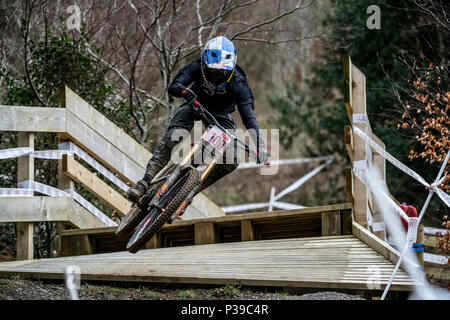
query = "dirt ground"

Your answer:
(0, 277), (368, 300)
